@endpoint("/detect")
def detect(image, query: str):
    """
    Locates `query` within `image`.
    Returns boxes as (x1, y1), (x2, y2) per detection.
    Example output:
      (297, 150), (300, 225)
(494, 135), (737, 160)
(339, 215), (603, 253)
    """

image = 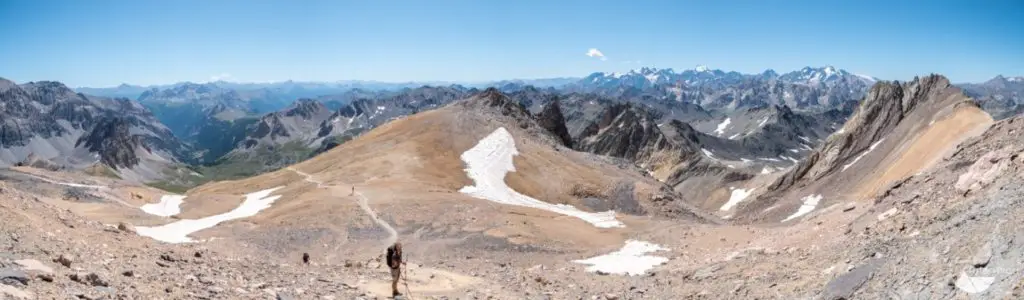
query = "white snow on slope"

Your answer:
(459, 127), (624, 228)
(728, 133), (740, 140)
(701, 148), (717, 160)
(714, 118), (731, 136)
(135, 187), (284, 243)
(798, 136), (811, 143)
(720, 188), (755, 211)
(841, 139), (885, 171)
(23, 173), (107, 189)
(573, 240), (669, 276)
(955, 271), (995, 294)
(140, 195), (186, 217)
(758, 117), (769, 127)
(760, 167), (774, 174)
(782, 194), (822, 222)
